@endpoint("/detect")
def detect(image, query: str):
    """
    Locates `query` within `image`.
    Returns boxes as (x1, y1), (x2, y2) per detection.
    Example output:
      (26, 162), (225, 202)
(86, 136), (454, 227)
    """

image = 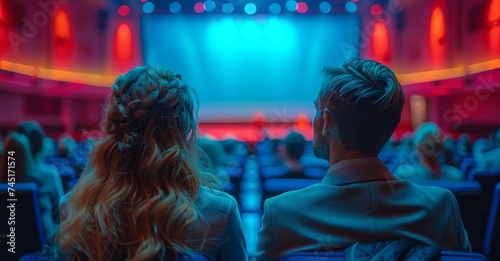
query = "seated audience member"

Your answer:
(0, 122), (65, 240)
(198, 137), (231, 187)
(456, 133), (472, 157)
(394, 122), (464, 181)
(397, 132), (414, 153)
(276, 131), (308, 178)
(441, 133), (456, 166)
(53, 65), (246, 260)
(473, 127), (500, 171)
(57, 133), (87, 176)
(254, 59), (471, 261)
